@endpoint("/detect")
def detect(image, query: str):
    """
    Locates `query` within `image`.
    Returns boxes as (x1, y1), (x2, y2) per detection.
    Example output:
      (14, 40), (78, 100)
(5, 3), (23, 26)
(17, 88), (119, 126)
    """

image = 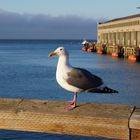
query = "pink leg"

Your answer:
(65, 104), (76, 110)
(65, 93), (77, 110)
(65, 100), (75, 105)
